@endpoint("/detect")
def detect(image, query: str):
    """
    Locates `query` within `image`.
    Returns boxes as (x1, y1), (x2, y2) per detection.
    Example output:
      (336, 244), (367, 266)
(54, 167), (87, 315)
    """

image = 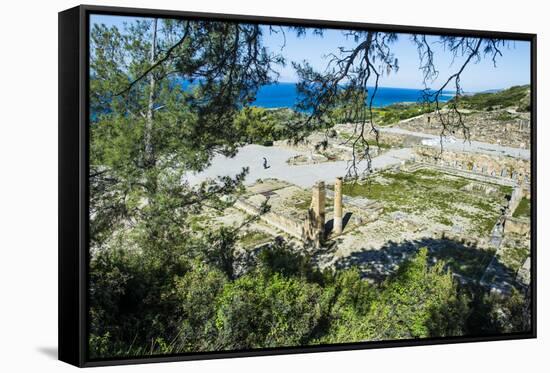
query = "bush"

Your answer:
(322, 248), (469, 343)
(215, 273), (328, 349)
(167, 262), (227, 352)
(89, 243), (527, 357)
(234, 106), (302, 144)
